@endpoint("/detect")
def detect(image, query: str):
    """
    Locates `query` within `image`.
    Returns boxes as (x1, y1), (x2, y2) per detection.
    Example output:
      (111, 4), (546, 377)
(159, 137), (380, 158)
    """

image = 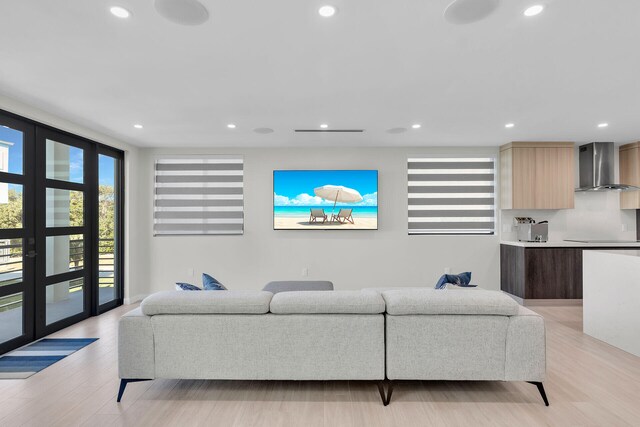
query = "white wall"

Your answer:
(139, 147), (502, 295)
(0, 95), (145, 302)
(4, 93), (635, 301)
(500, 146), (637, 241)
